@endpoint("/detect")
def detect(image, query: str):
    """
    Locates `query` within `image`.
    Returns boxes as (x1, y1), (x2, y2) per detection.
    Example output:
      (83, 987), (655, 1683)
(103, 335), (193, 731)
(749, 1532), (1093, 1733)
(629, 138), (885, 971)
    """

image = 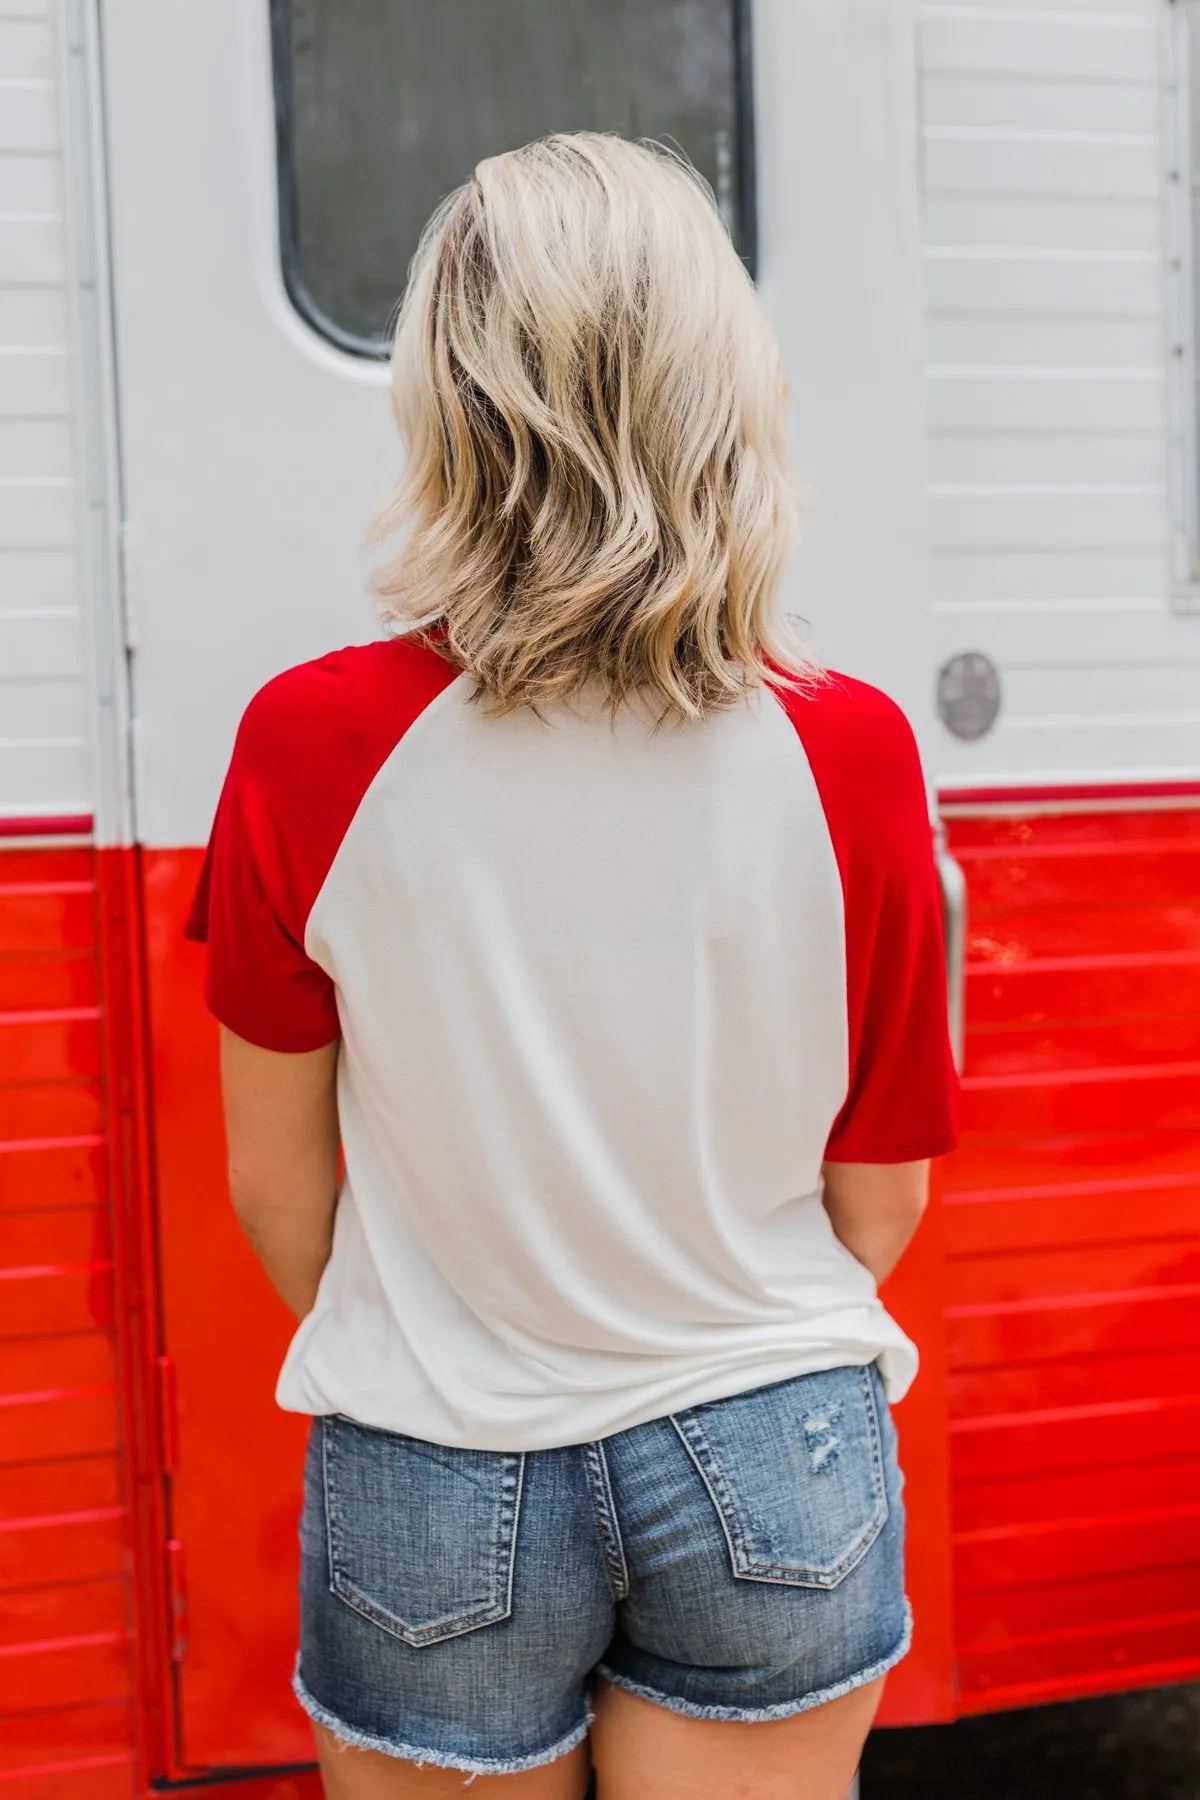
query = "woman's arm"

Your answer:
(821, 1159), (930, 1287)
(219, 1026), (341, 1319)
